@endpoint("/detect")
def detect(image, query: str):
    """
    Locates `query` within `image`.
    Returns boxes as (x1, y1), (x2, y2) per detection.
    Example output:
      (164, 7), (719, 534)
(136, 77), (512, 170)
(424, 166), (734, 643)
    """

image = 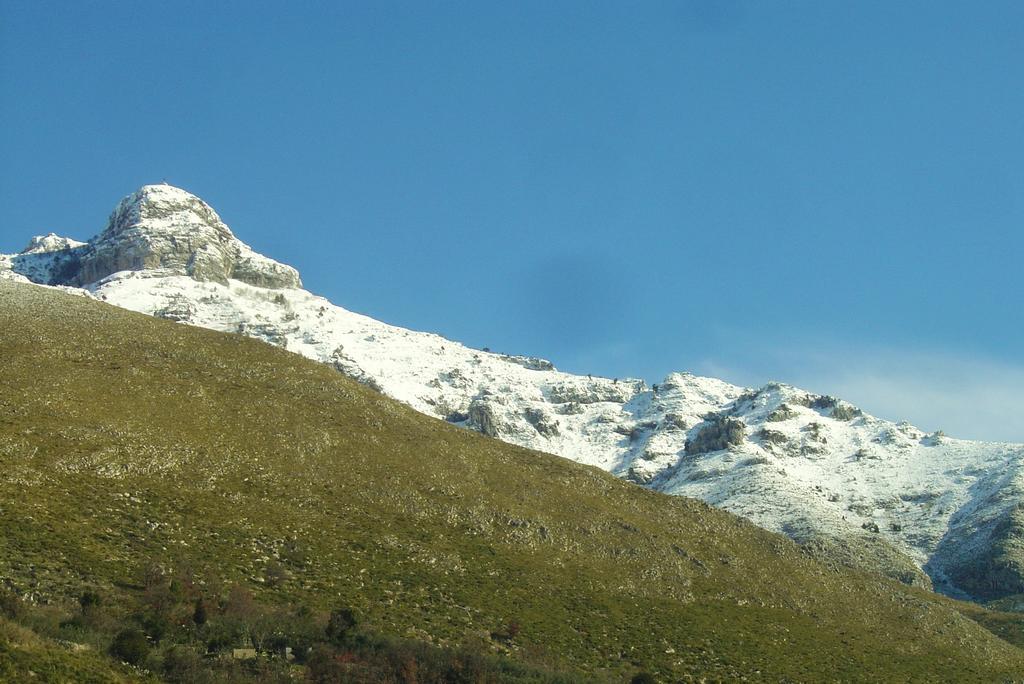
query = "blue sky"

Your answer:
(2, 1), (1022, 440)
